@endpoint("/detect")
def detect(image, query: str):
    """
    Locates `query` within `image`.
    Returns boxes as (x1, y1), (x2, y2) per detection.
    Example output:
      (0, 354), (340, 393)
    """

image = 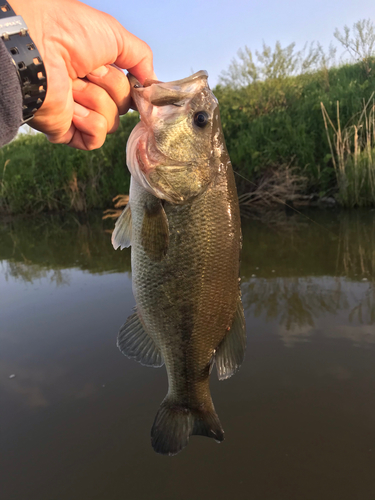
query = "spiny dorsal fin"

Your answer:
(117, 311), (164, 368)
(141, 200), (169, 261)
(112, 204), (132, 250)
(215, 296), (246, 380)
